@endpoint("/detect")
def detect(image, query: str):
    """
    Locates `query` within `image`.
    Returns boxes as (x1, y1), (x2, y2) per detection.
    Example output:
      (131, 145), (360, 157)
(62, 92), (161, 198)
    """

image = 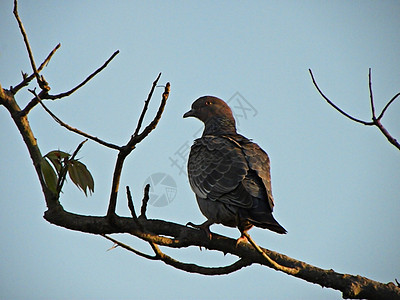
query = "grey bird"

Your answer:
(183, 96), (286, 243)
